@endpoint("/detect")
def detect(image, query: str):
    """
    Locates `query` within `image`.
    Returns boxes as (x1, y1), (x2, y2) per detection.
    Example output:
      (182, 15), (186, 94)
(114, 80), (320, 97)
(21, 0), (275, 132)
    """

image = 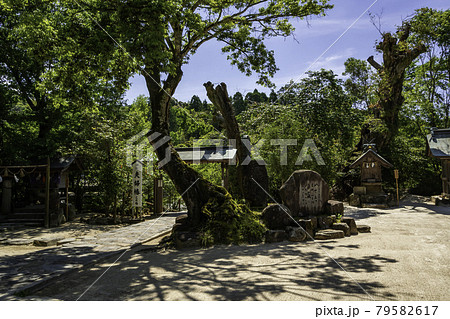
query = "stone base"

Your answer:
(349, 193), (390, 209)
(317, 215), (337, 229)
(362, 182), (383, 194)
(353, 186), (366, 195)
(297, 219), (314, 240)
